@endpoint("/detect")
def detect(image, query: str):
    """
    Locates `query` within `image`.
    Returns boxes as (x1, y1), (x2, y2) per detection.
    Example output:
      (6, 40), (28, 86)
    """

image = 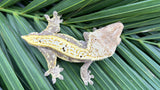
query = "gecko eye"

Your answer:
(80, 55), (82, 58)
